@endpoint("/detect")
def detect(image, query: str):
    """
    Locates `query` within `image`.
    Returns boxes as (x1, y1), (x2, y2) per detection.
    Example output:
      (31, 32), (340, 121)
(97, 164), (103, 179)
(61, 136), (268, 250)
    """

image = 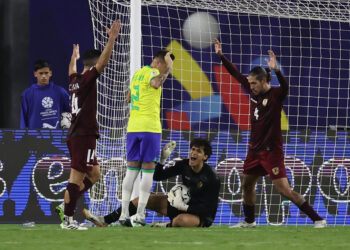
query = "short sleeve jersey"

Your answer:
(68, 67), (100, 138)
(127, 65), (161, 133)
